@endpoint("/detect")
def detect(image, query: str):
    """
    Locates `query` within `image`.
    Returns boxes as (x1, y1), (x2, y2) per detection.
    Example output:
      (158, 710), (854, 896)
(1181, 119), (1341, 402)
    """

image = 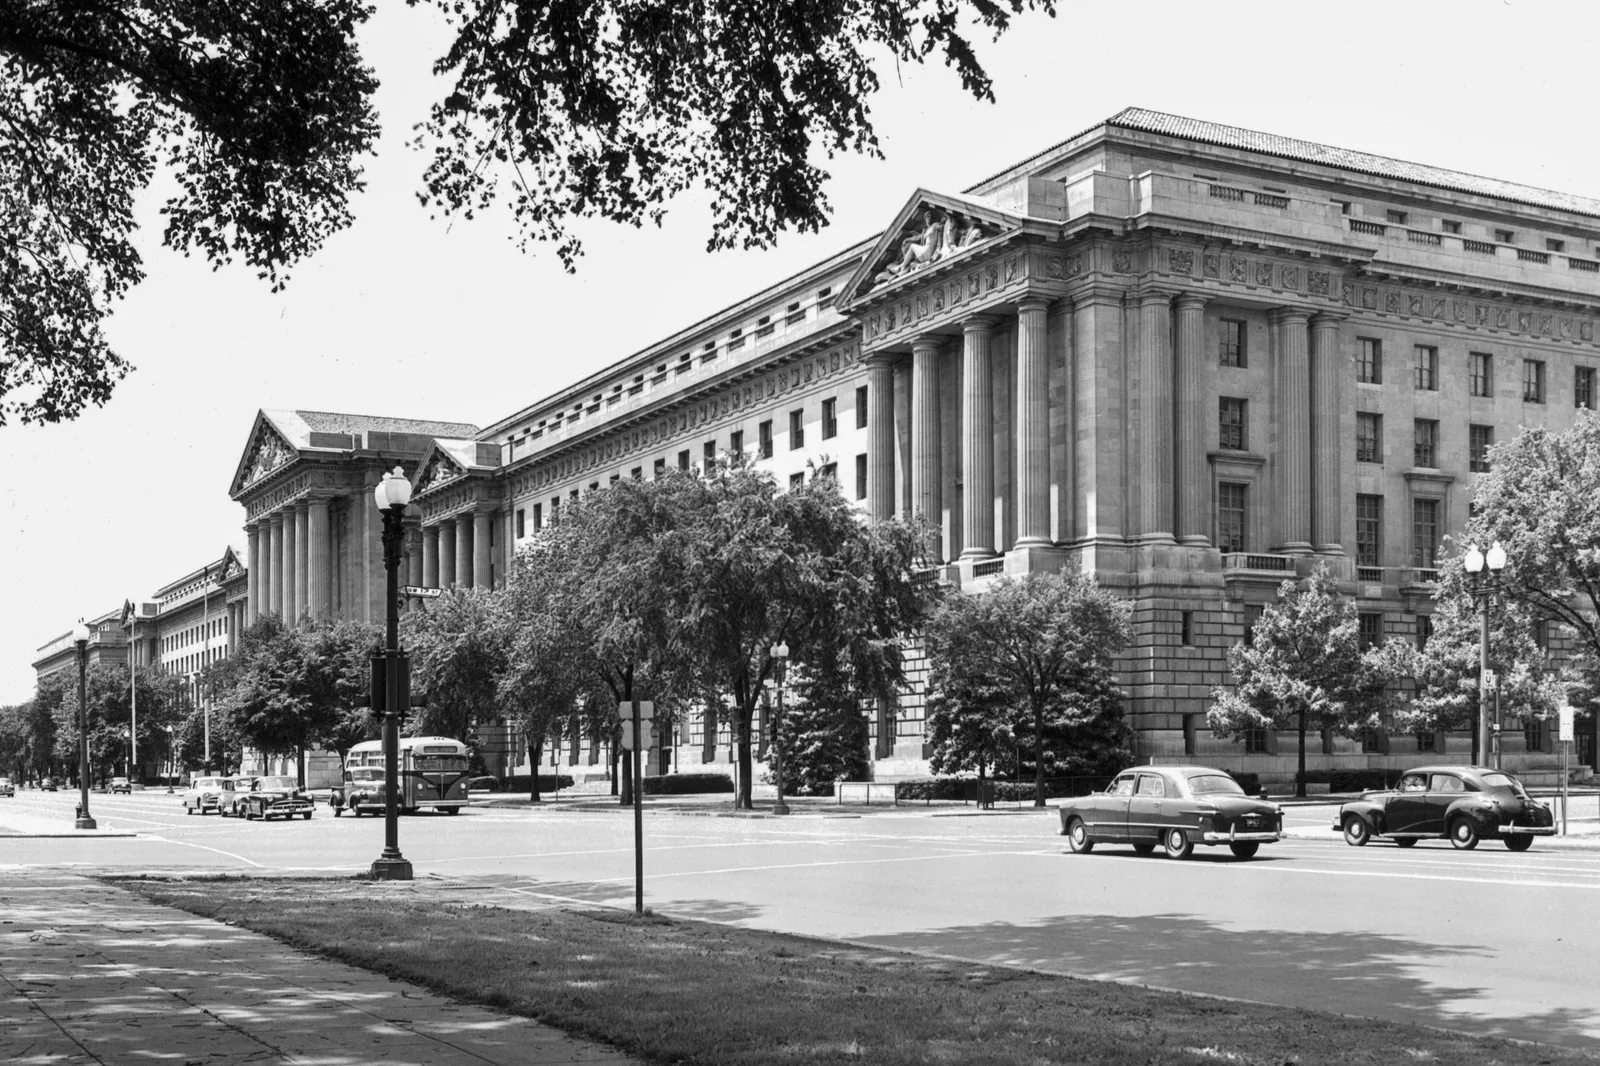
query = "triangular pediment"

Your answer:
(229, 412), (300, 496)
(414, 447), (466, 496)
(213, 545), (244, 585)
(837, 190), (1021, 307)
